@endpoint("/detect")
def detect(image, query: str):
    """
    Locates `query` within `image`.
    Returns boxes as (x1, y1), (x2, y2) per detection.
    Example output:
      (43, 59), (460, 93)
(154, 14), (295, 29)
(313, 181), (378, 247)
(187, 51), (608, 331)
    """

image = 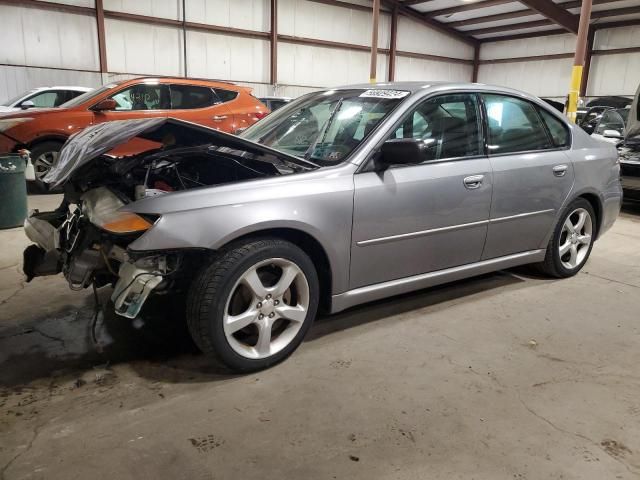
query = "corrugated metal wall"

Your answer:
(0, 0), (472, 102)
(478, 28), (640, 99)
